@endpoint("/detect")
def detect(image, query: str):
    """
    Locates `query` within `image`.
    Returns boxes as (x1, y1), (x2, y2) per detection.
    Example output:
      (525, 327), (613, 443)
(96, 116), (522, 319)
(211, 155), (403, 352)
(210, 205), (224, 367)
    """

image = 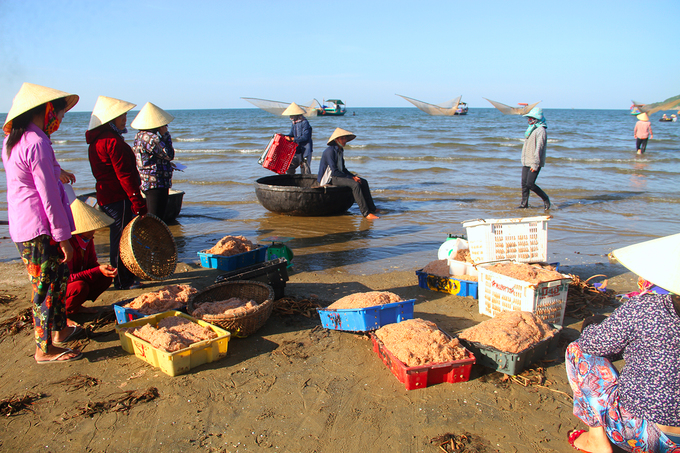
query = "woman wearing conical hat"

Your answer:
(131, 102), (176, 221)
(634, 112), (653, 155)
(282, 102), (313, 175)
(317, 128), (379, 220)
(64, 199), (117, 315)
(86, 95), (147, 290)
(565, 234), (680, 452)
(2, 82), (84, 363)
